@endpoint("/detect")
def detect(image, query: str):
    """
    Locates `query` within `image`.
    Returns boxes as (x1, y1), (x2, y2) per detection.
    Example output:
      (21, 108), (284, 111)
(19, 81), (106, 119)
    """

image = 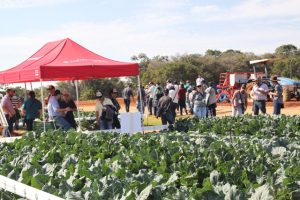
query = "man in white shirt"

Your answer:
(147, 82), (156, 115)
(251, 77), (269, 115)
(169, 84), (179, 119)
(48, 90), (72, 131)
(196, 75), (204, 87)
